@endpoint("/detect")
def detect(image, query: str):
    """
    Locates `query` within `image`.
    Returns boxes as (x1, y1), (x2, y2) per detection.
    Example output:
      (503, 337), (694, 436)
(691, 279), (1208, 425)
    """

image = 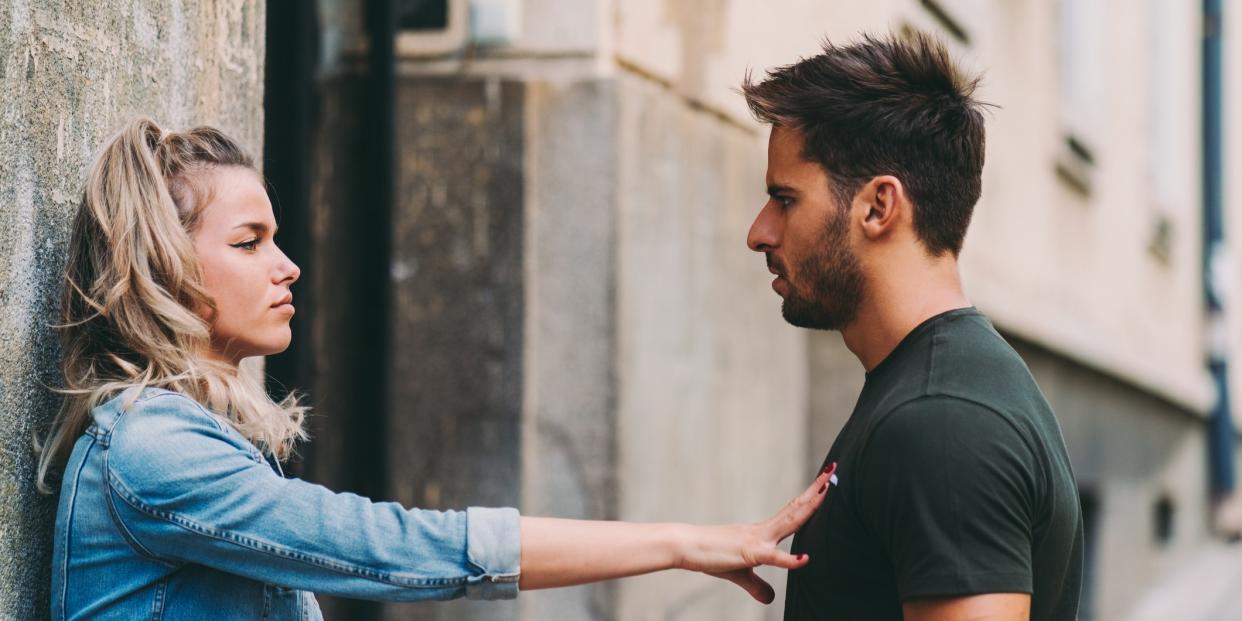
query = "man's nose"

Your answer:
(747, 201), (781, 252)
